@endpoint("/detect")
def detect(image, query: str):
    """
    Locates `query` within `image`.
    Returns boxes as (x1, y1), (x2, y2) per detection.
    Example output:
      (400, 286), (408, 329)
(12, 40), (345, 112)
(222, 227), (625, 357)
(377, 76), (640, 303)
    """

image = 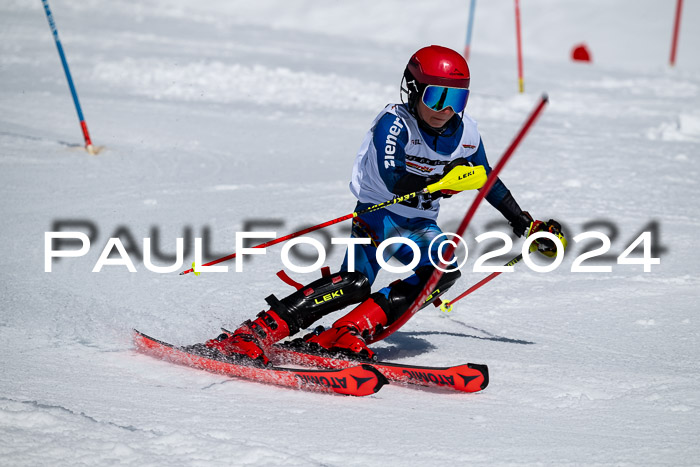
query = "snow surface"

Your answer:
(2, 0), (700, 465)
